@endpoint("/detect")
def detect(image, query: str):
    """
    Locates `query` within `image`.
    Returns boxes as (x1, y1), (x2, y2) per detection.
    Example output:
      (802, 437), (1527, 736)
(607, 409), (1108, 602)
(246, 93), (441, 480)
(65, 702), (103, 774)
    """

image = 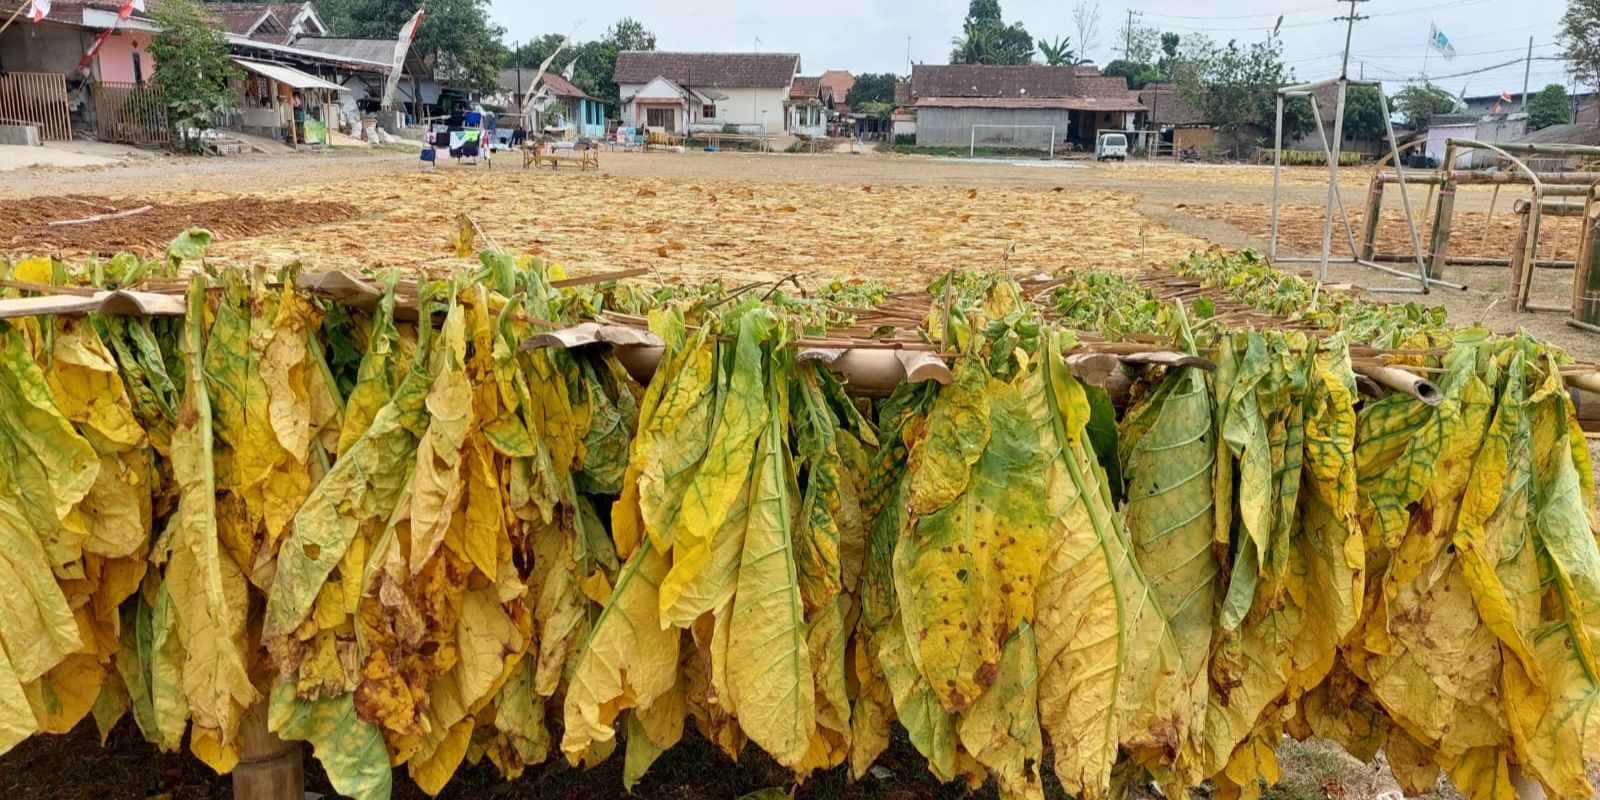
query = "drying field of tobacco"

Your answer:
(1190, 200), (1590, 262)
